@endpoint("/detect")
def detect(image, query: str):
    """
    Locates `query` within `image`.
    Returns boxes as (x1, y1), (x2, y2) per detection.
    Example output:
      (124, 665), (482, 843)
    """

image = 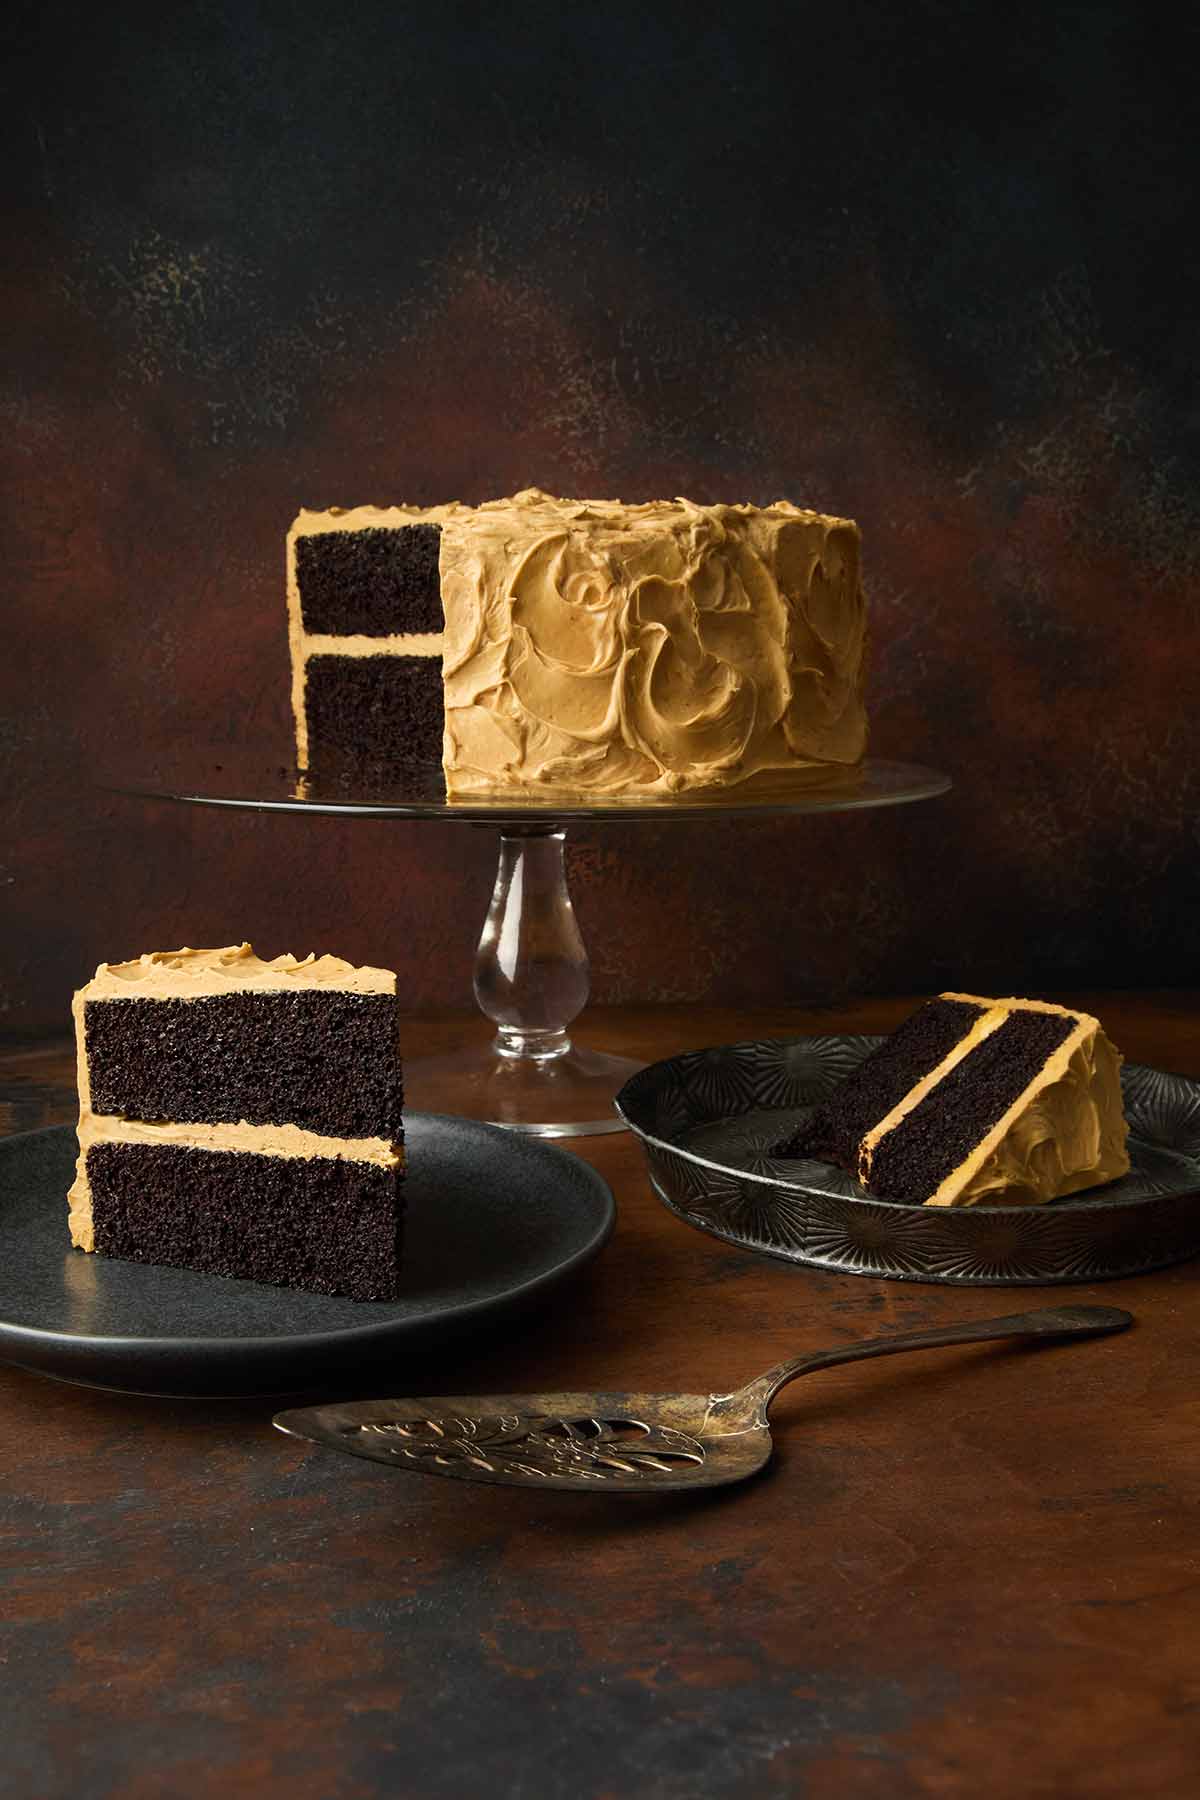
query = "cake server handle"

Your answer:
(732, 1304), (1134, 1416)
